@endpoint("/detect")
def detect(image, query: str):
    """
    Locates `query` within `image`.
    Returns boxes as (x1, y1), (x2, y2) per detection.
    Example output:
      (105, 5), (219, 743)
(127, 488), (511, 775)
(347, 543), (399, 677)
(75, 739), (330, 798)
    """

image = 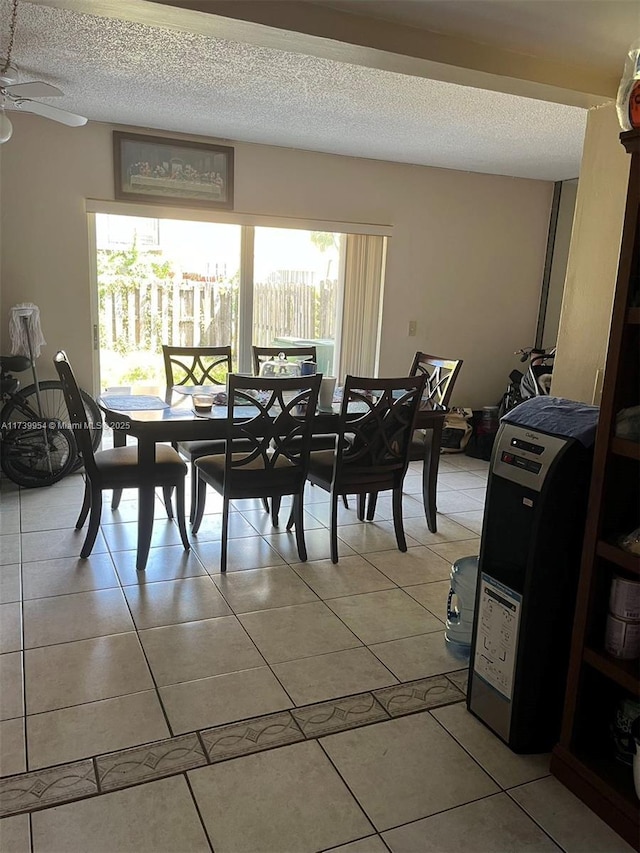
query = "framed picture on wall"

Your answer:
(113, 132), (234, 209)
